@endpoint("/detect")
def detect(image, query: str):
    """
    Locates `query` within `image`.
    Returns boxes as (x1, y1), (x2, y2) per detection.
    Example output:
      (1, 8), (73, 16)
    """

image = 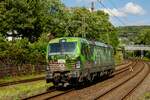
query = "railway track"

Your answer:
(44, 88), (74, 100)
(115, 60), (132, 70)
(122, 62), (150, 100)
(22, 61), (135, 100)
(23, 86), (56, 100)
(94, 61), (149, 100)
(112, 61), (136, 76)
(23, 86), (74, 100)
(24, 60), (149, 100)
(0, 76), (44, 87)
